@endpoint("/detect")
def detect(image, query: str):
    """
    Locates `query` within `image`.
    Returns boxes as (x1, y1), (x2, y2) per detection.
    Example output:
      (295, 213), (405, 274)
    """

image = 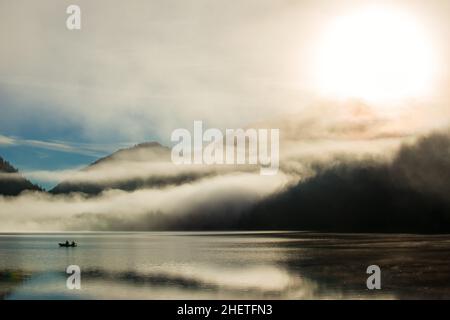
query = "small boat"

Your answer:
(59, 242), (77, 247)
